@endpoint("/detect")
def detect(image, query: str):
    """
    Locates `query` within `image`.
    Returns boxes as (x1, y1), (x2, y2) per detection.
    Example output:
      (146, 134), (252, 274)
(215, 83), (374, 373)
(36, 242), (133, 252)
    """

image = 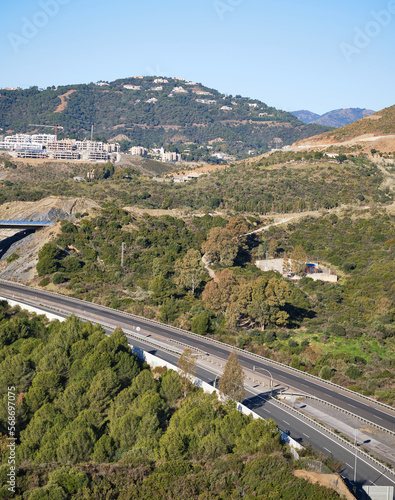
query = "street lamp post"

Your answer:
(353, 429), (359, 483)
(253, 366), (274, 396)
